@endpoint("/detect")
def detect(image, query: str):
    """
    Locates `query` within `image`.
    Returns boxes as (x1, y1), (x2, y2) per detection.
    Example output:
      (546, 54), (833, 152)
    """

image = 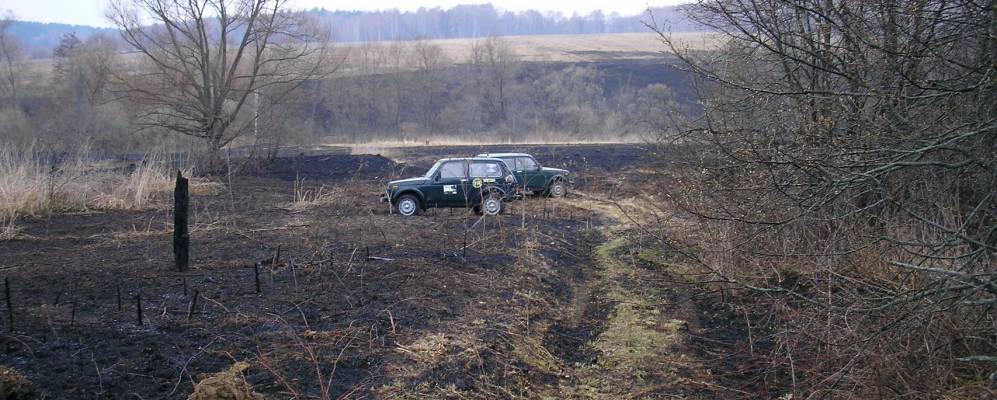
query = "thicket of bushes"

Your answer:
(646, 0), (995, 397)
